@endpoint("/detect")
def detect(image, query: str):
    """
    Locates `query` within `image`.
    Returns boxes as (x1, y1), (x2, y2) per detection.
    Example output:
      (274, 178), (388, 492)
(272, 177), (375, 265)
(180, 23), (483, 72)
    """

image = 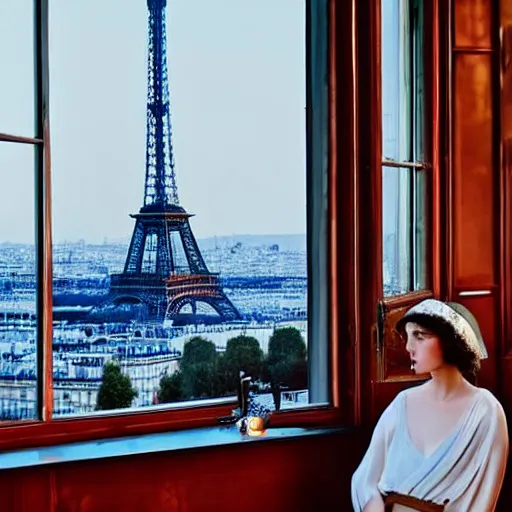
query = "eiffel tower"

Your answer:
(90, 0), (240, 324)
